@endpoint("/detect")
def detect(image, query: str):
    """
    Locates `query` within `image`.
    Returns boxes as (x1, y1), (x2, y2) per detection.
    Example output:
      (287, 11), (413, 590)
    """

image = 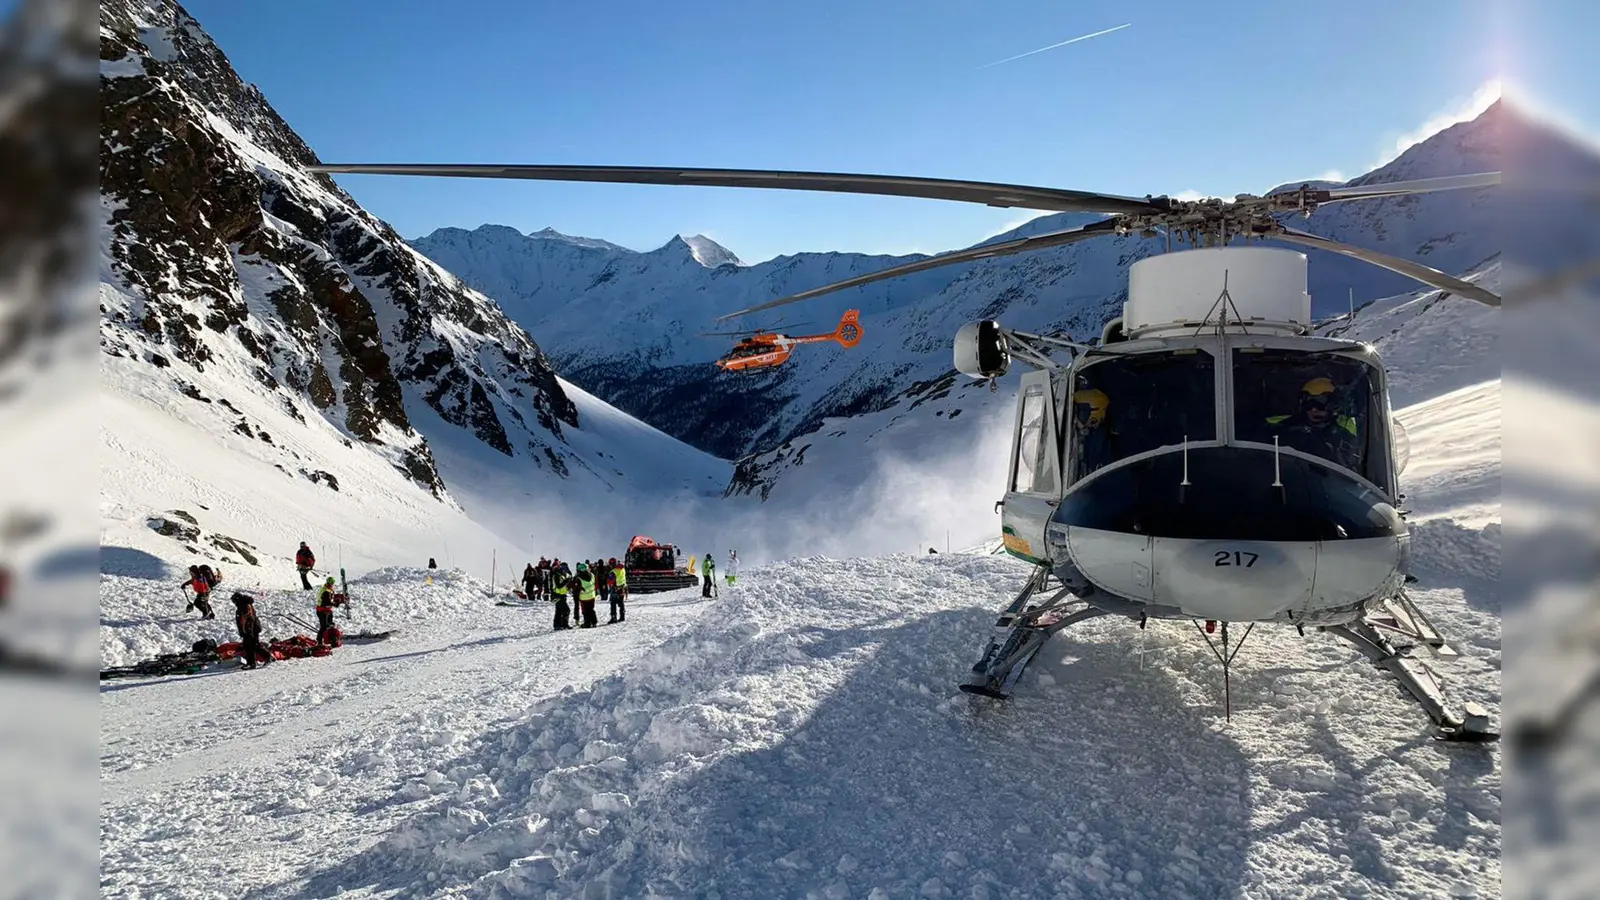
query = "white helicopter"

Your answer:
(308, 161), (1502, 743)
